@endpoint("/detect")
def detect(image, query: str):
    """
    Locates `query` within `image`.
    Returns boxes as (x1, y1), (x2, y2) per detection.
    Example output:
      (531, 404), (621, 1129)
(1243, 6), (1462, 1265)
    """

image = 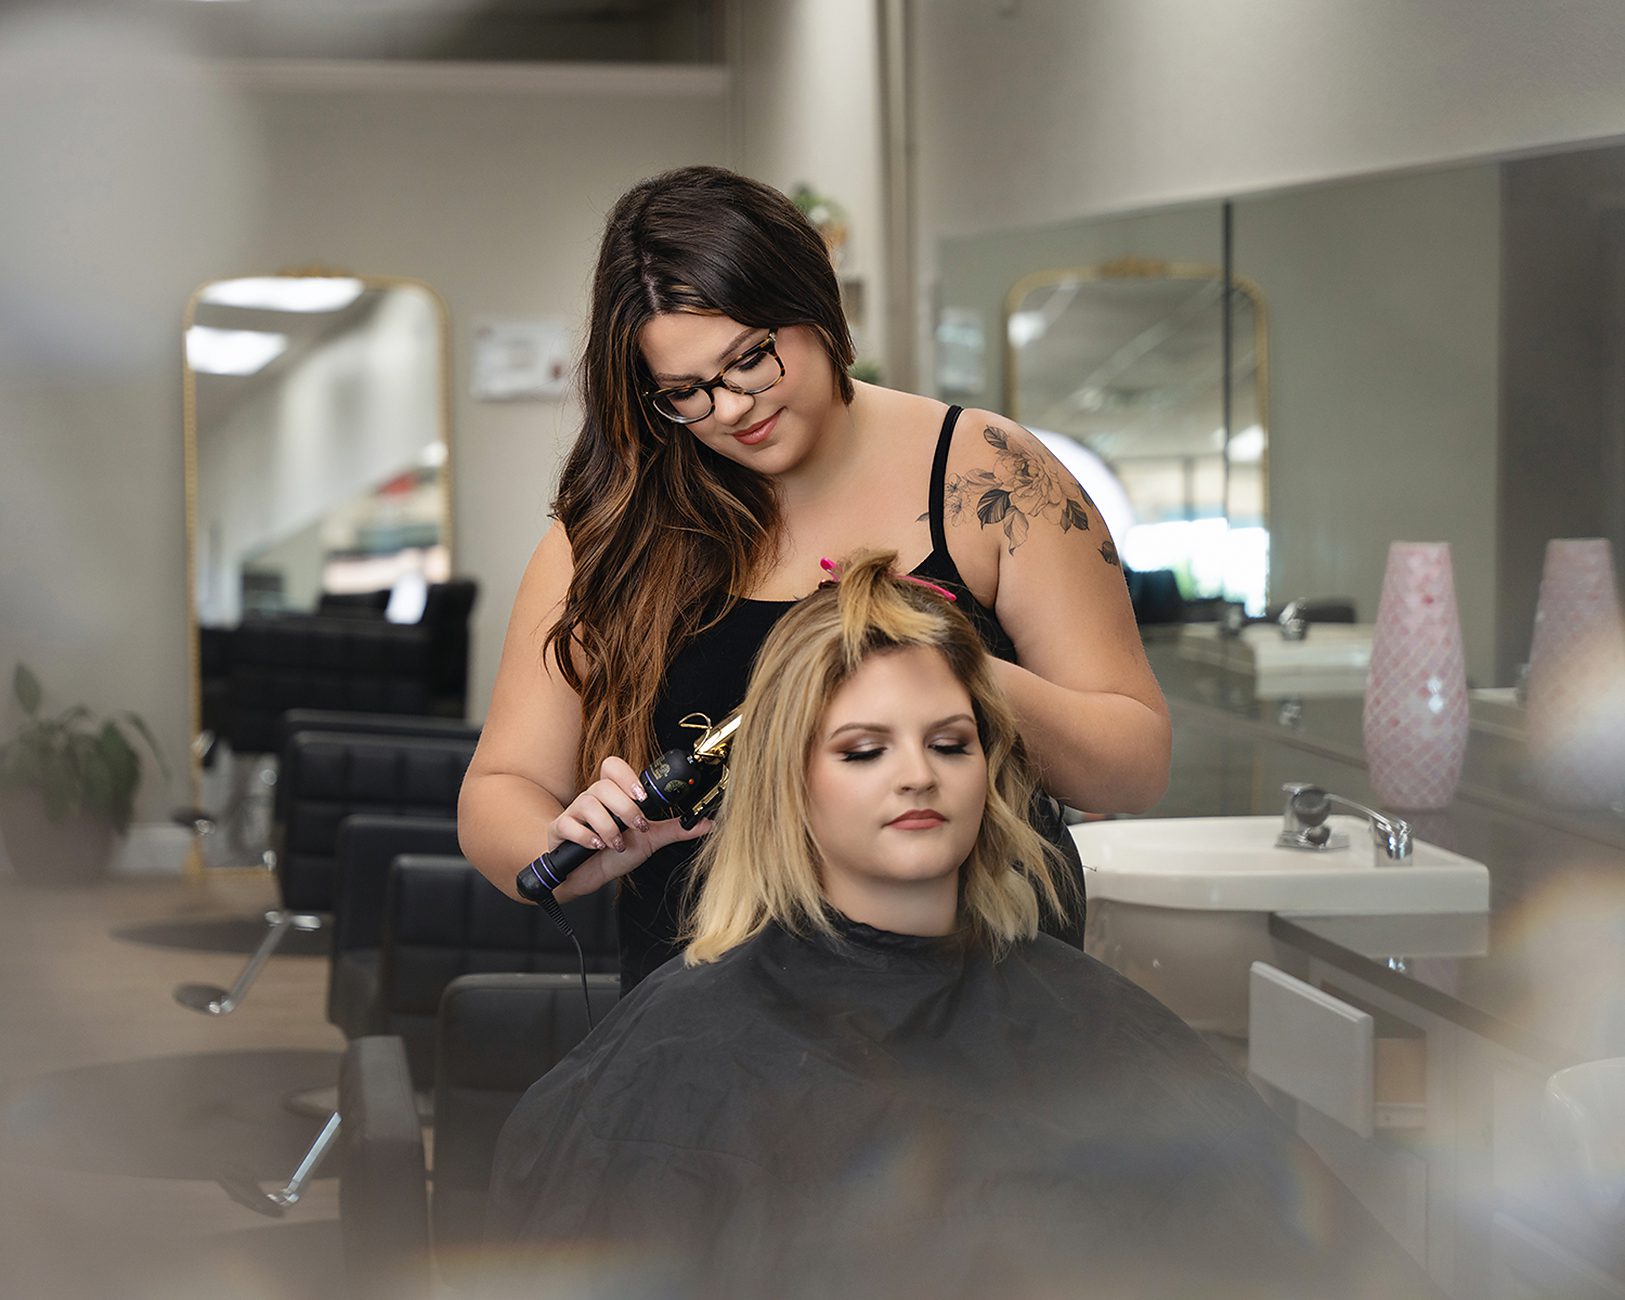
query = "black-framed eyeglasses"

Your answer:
(643, 330), (785, 424)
